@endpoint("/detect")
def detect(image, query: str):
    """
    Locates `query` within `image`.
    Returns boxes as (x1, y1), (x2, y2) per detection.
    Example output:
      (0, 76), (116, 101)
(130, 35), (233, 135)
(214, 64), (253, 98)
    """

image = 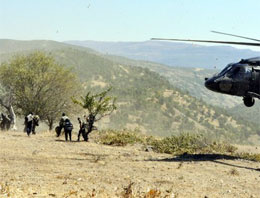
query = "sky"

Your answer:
(1, 0), (260, 50)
